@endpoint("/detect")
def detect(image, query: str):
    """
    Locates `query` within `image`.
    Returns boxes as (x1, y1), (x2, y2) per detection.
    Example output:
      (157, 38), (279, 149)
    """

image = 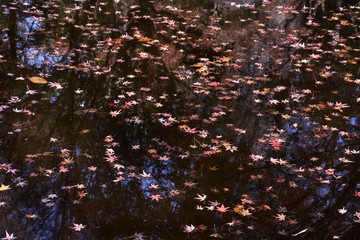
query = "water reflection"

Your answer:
(0, 0), (359, 239)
